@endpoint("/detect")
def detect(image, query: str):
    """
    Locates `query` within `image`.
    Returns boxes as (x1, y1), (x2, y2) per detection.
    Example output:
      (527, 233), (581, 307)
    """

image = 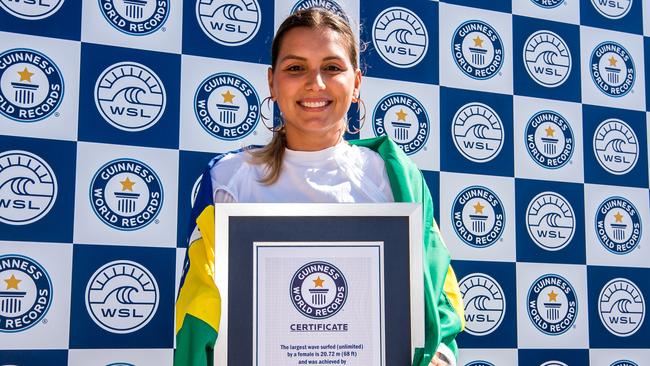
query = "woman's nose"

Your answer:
(306, 70), (326, 91)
